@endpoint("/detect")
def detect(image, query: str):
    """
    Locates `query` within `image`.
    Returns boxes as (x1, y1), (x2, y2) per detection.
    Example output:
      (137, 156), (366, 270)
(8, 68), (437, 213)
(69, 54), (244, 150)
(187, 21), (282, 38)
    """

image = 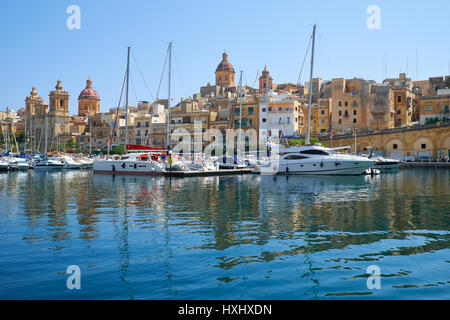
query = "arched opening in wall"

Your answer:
(413, 136), (434, 159)
(60, 99), (64, 107)
(386, 138), (405, 159)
